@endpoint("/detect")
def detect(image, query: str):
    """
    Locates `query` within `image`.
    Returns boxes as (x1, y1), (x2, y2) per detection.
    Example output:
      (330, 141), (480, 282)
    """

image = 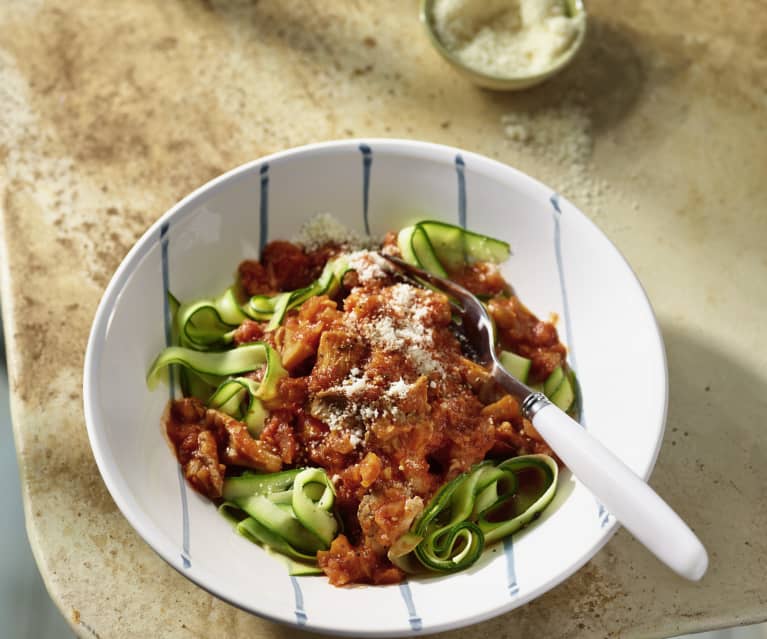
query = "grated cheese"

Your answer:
(387, 378), (411, 399)
(498, 98), (618, 218)
(350, 284), (445, 377)
(294, 213), (371, 251)
(390, 282), (417, 309)
(345, 250), (389, 283)
(309, 281), (449, 448)
(294, 213), (456, 448)
(432, 0), (585, 77)
(349, 430), (364, 448)
(339, 368), (368, 395)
